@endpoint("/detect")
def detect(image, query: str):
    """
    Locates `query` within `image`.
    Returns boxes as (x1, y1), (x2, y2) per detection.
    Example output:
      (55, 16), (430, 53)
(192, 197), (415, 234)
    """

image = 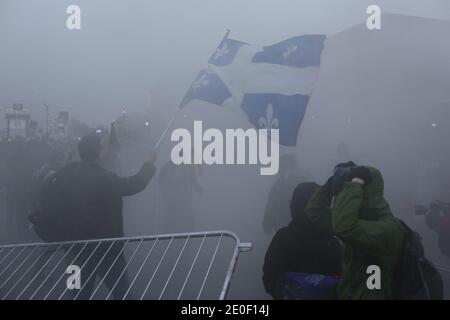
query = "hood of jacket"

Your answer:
(359, 166), (392, 220)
